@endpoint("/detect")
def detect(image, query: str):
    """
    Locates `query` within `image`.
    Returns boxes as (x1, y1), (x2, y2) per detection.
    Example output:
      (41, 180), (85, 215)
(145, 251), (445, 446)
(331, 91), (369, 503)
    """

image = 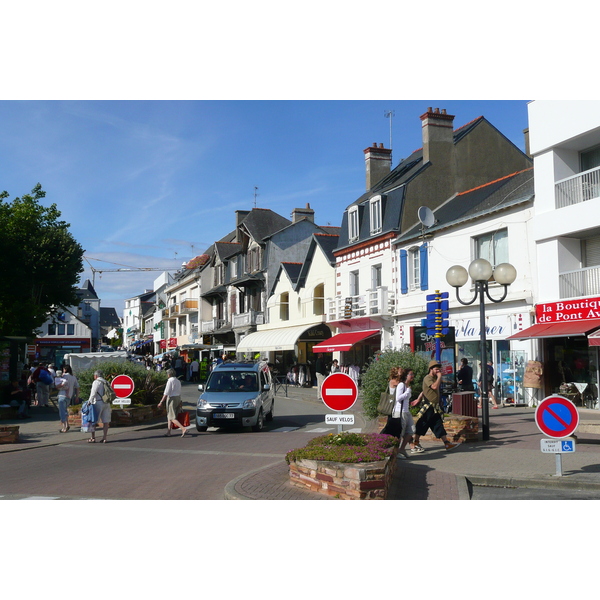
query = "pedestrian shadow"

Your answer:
(567, 463), (600, 475)
(387, 461), (437, 500)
